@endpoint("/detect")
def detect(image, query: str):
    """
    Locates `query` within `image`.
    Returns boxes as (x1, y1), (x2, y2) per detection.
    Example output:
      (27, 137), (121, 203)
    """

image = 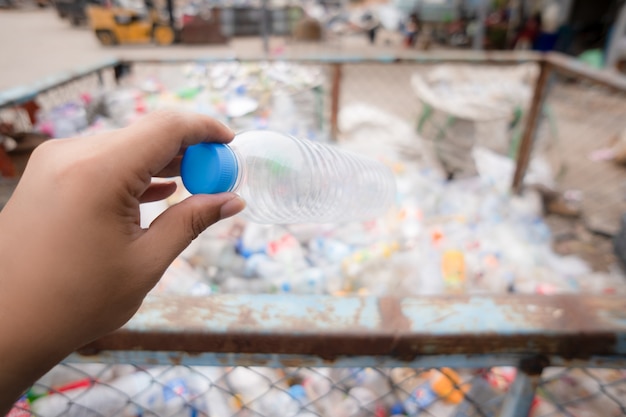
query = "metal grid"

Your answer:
(536, 368), (626, 416)
(15, 363), (511, 417)
(13, 363), (626, 417)
(0, 64), (117, 133)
